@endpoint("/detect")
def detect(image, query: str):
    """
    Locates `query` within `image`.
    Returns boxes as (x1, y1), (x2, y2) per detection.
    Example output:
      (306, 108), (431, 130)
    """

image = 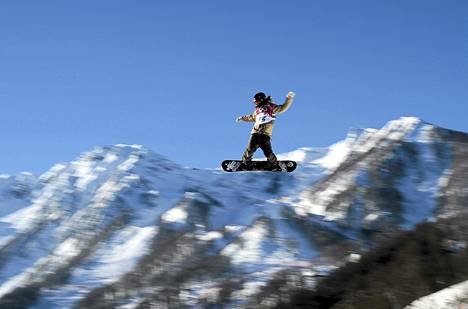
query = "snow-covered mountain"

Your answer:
(0, 117), (467, 308)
